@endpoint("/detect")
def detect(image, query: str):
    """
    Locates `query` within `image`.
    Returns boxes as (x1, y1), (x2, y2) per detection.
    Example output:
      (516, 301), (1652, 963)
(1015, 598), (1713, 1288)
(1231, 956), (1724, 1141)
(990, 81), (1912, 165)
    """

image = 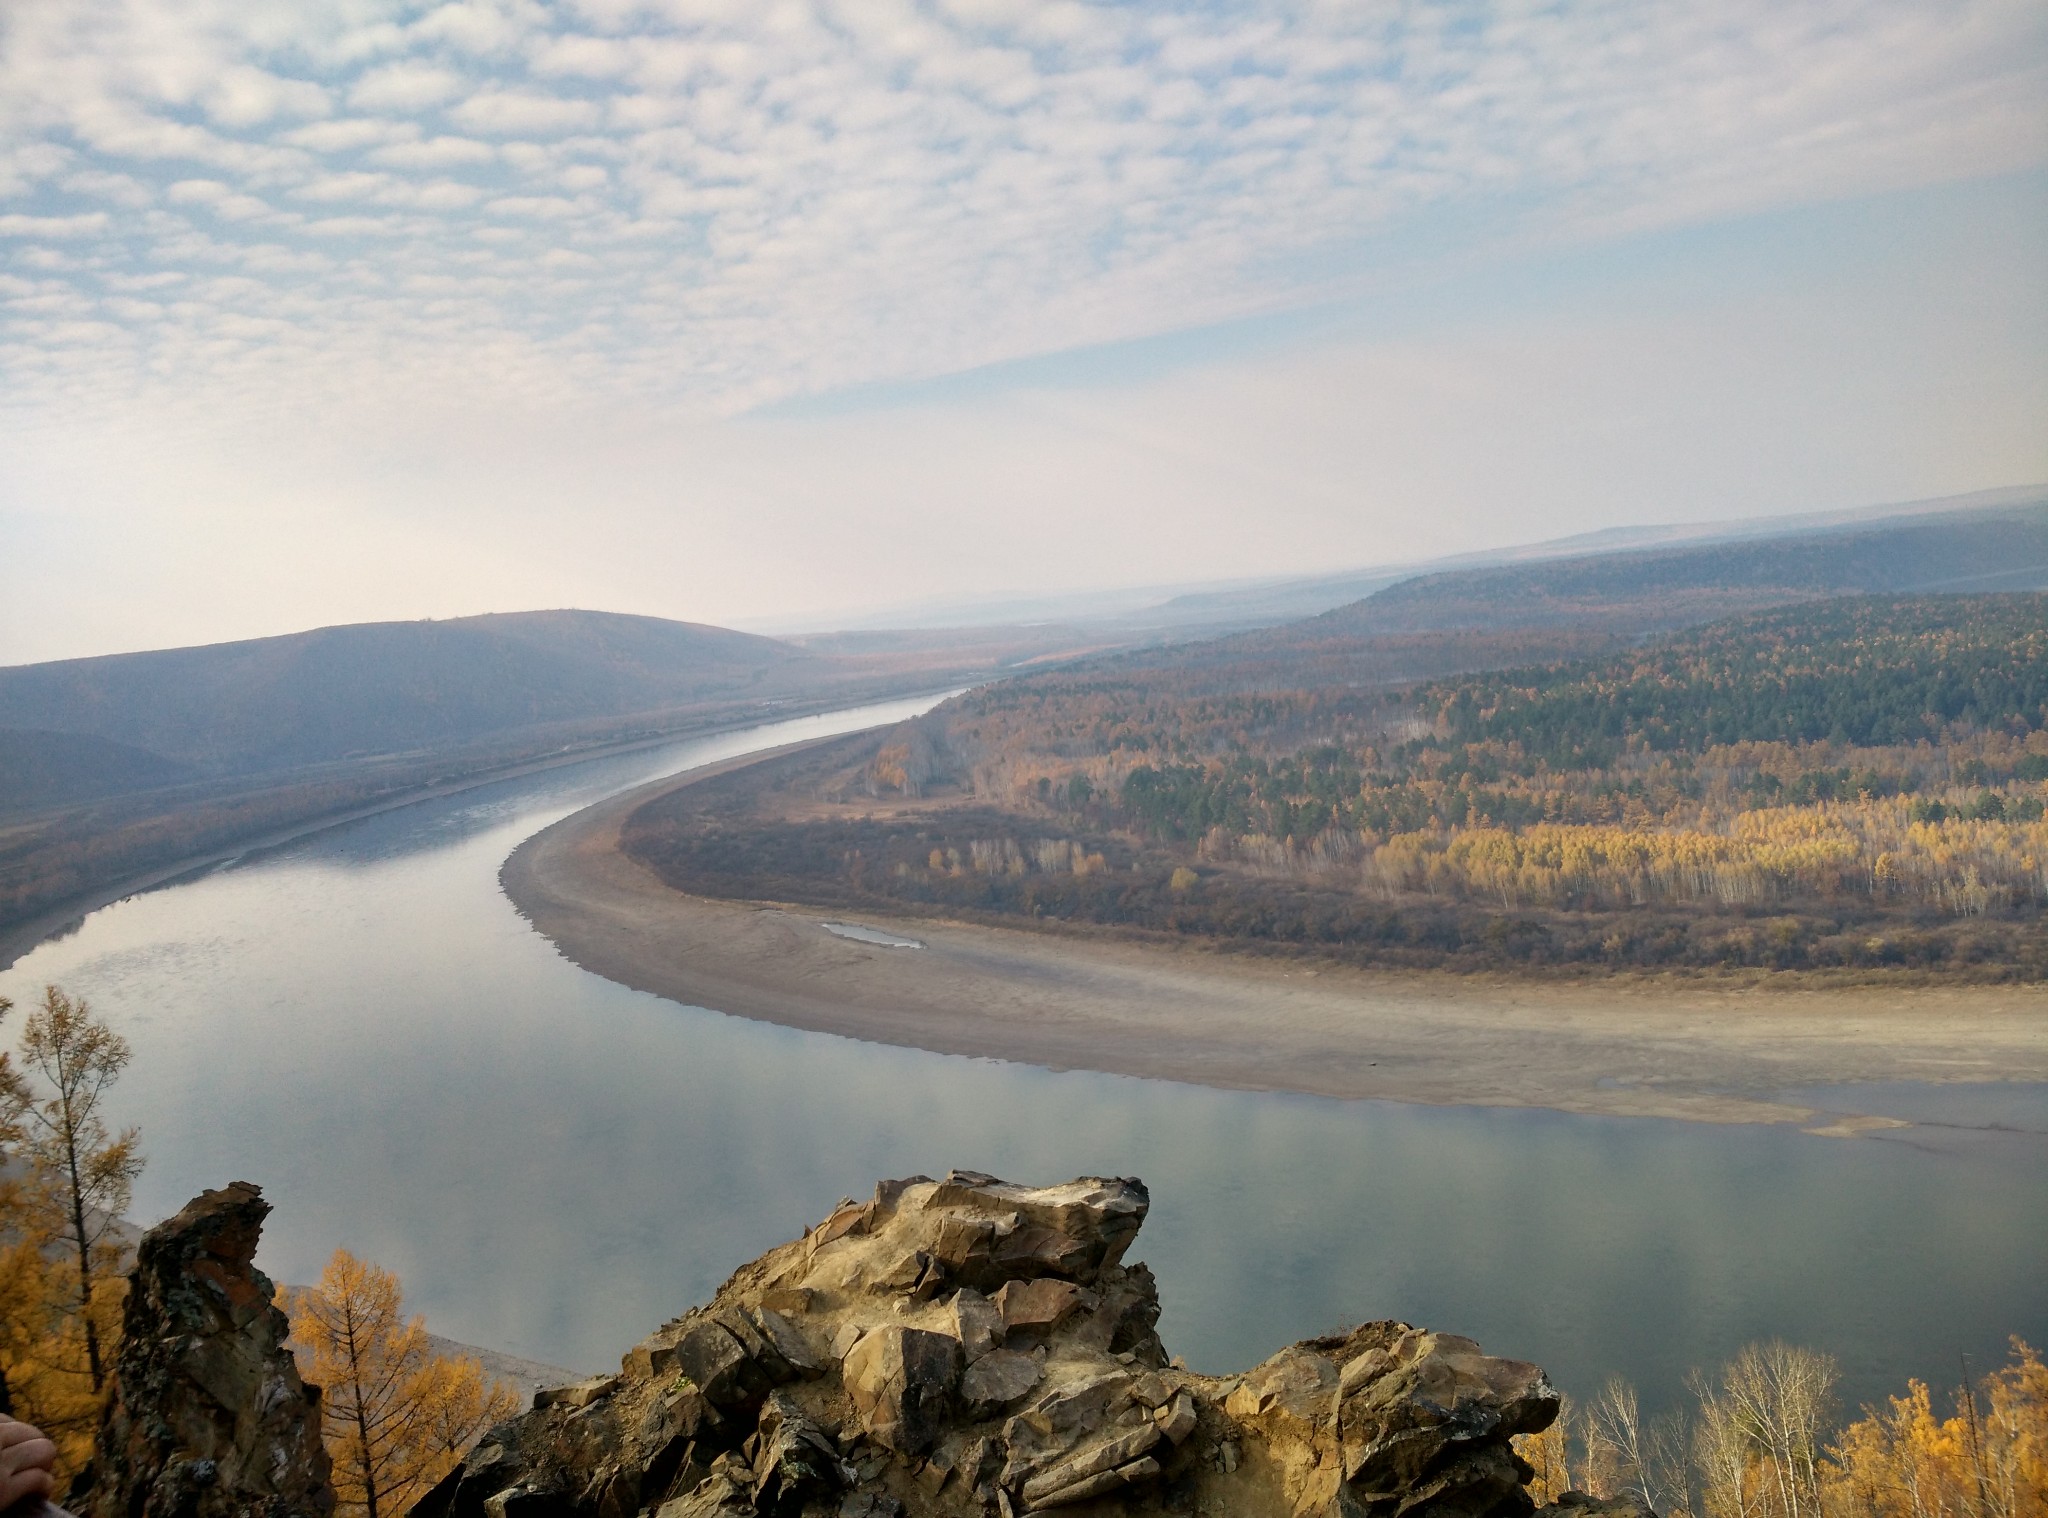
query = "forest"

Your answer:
(623, 594), (2048, 978)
